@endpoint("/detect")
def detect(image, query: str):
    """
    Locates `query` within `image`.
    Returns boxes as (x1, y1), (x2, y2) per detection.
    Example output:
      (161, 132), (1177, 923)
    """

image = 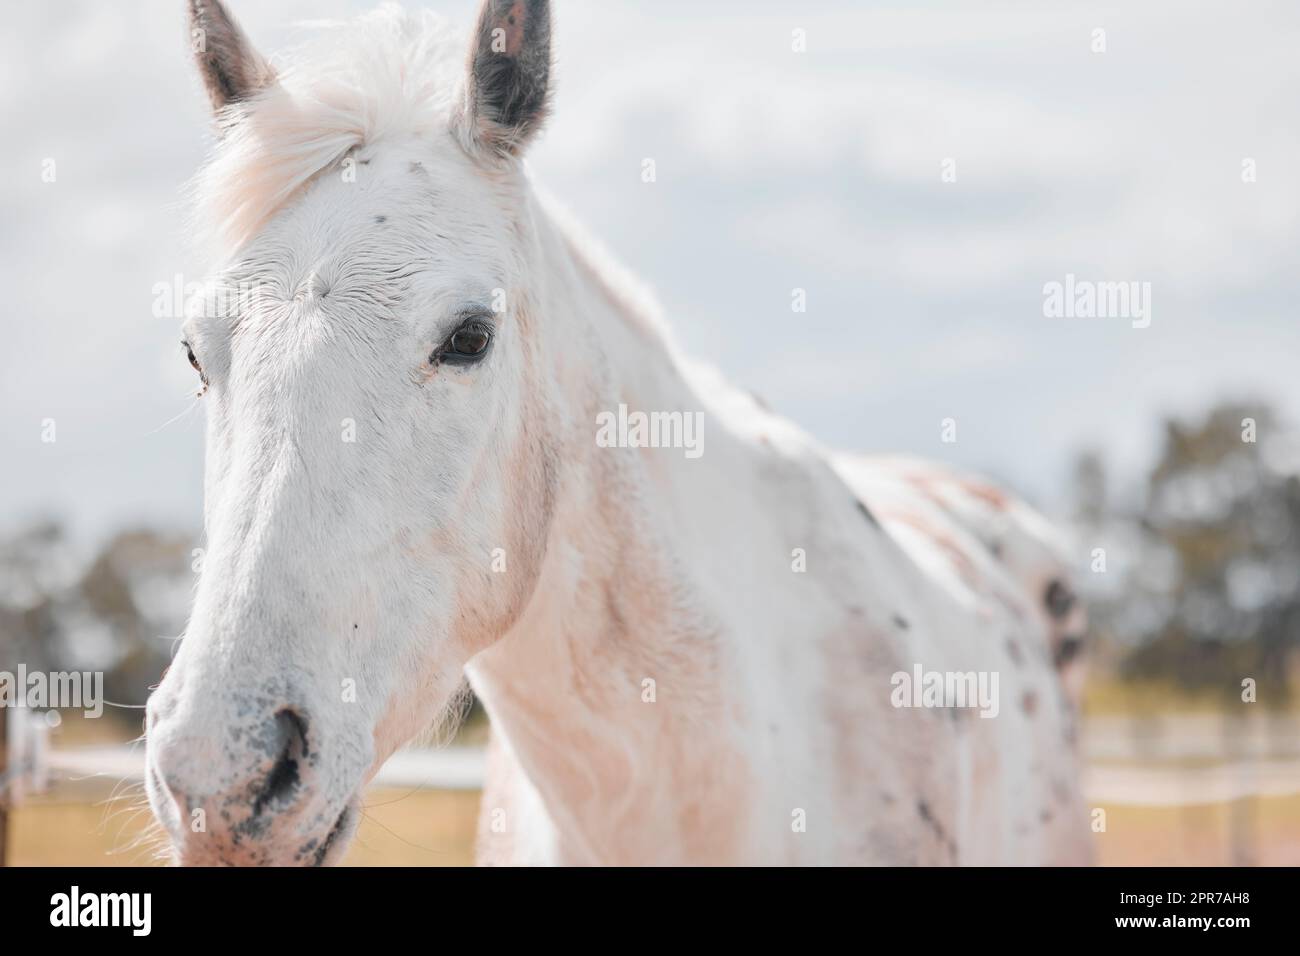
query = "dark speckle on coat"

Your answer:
(1044, 579), (1076, 619)
(916, 799), (958, 861)
(1054, 633), (1085, 669)
(1005, 638), (1023, 667)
